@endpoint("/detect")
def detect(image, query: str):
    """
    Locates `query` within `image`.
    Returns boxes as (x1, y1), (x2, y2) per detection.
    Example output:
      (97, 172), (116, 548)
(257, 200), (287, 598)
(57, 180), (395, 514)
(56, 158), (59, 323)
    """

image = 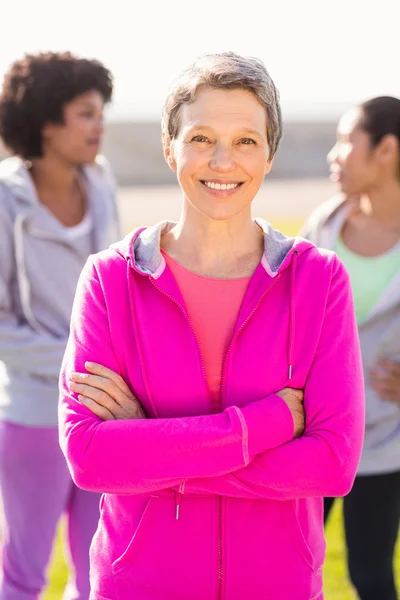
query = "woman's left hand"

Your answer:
(69, 362), (146, 420)
(369, 360), (400, 404)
